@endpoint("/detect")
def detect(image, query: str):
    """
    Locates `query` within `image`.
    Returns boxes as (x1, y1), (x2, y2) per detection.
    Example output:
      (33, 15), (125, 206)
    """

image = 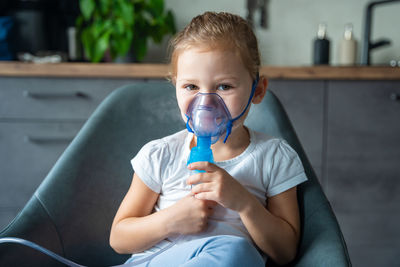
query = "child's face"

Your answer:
(175, 47), (254, 133)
